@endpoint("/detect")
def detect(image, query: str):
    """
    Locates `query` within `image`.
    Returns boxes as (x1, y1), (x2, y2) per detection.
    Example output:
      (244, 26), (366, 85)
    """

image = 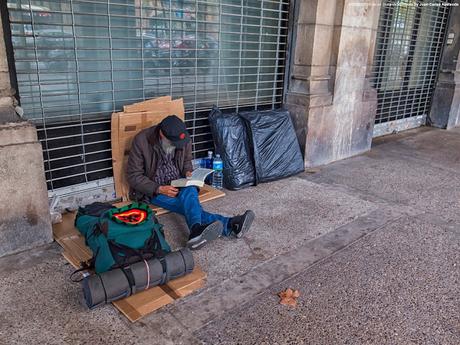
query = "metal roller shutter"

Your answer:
(5, 0), (289, 191)
(372, 0), (451, 137)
